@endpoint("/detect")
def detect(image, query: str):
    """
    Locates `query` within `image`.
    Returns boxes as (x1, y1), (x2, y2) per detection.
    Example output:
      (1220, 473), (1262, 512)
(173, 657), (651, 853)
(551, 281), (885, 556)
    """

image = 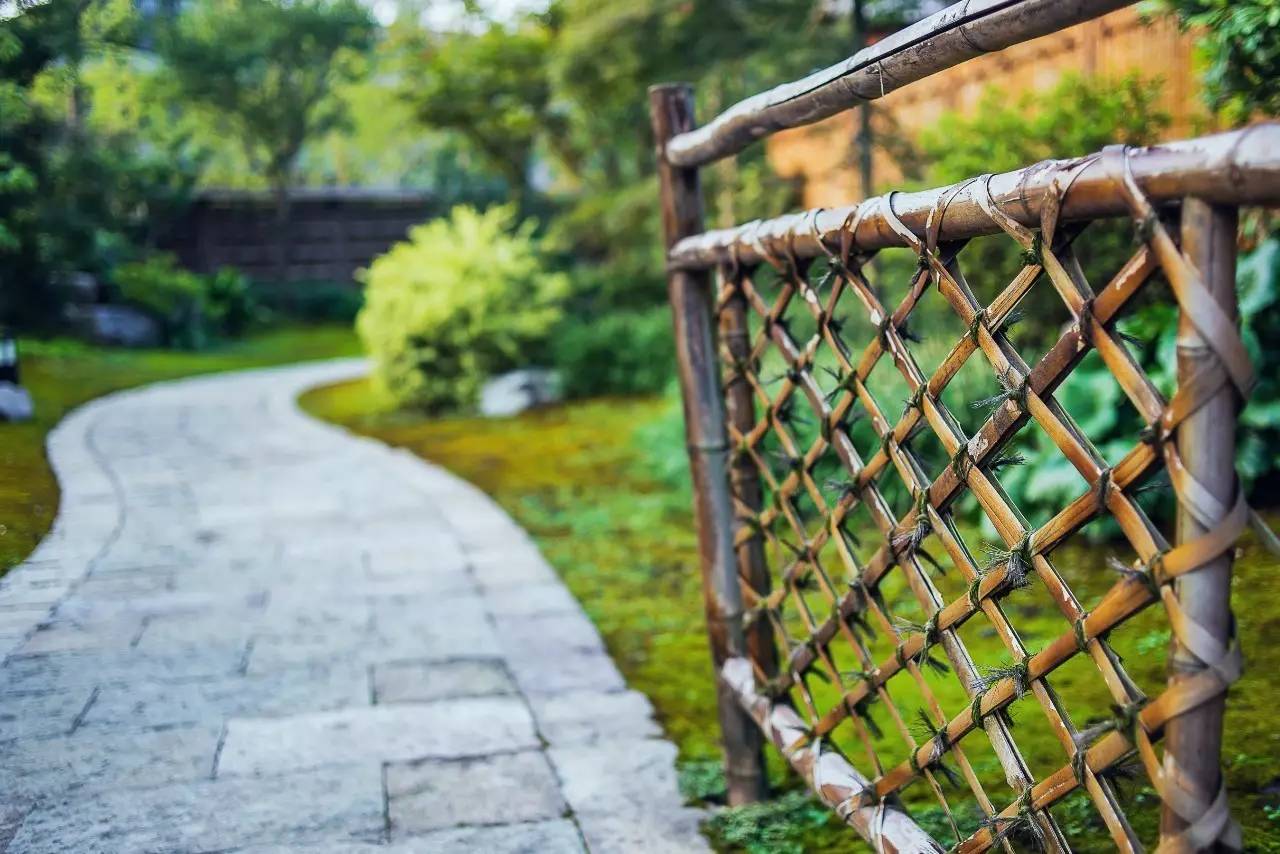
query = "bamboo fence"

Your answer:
(649, 2), (1280, 850)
